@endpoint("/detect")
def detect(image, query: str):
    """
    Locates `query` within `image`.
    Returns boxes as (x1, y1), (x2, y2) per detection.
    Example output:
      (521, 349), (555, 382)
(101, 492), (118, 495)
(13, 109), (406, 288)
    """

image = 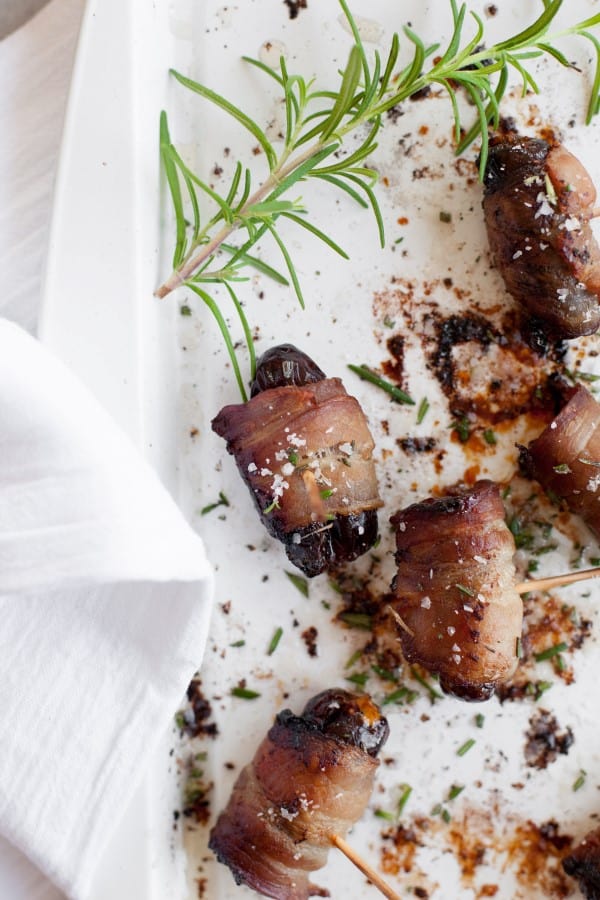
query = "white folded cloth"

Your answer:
(0, 319), (213, 898)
